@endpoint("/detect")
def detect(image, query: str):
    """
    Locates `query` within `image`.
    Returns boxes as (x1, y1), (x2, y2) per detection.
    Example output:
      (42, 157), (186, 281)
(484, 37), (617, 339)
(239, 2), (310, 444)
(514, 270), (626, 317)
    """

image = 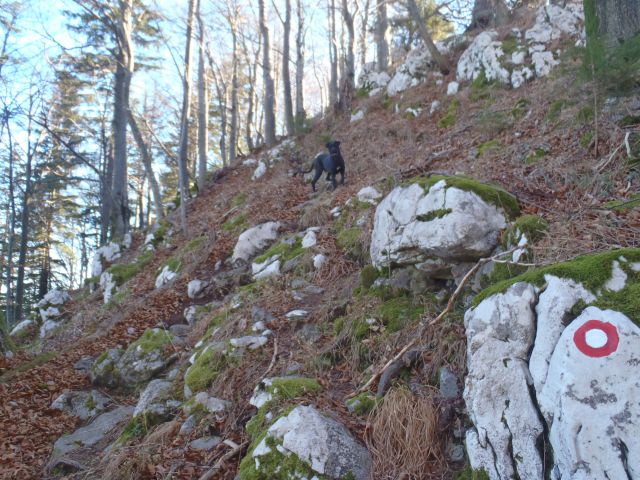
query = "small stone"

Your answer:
(439, 367), (459, 399)
(448, 443), (465, 462)
(179, 415), (198, 436)
(190, 436), (222, 451)
(169, 324), (191, 337)
(301, 230), (317, 248)
(447, 81), (459, 95)
(297, 324), (322, 343)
